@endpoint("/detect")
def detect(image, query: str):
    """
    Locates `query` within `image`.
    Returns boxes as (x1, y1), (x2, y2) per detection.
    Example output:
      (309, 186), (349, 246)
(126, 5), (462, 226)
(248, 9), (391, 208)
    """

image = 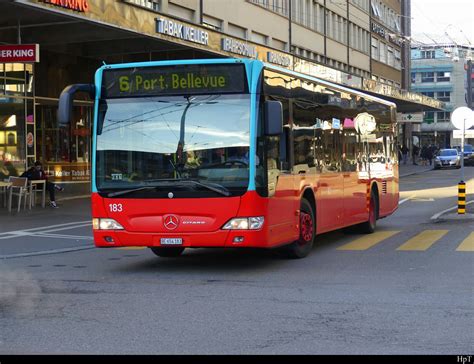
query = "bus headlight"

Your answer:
(222, 217), (264, 230)
(93, 218), (124, 230)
